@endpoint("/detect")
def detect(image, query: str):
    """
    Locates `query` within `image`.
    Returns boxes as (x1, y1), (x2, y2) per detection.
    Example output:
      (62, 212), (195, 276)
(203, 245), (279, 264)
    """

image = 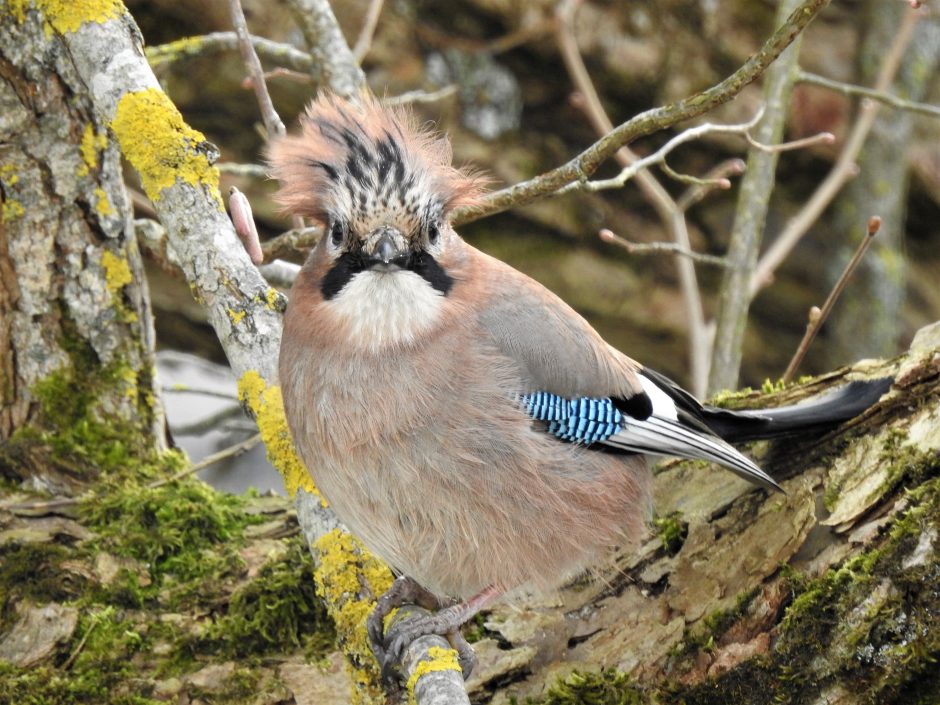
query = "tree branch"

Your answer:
(452, 0), (831, 226)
